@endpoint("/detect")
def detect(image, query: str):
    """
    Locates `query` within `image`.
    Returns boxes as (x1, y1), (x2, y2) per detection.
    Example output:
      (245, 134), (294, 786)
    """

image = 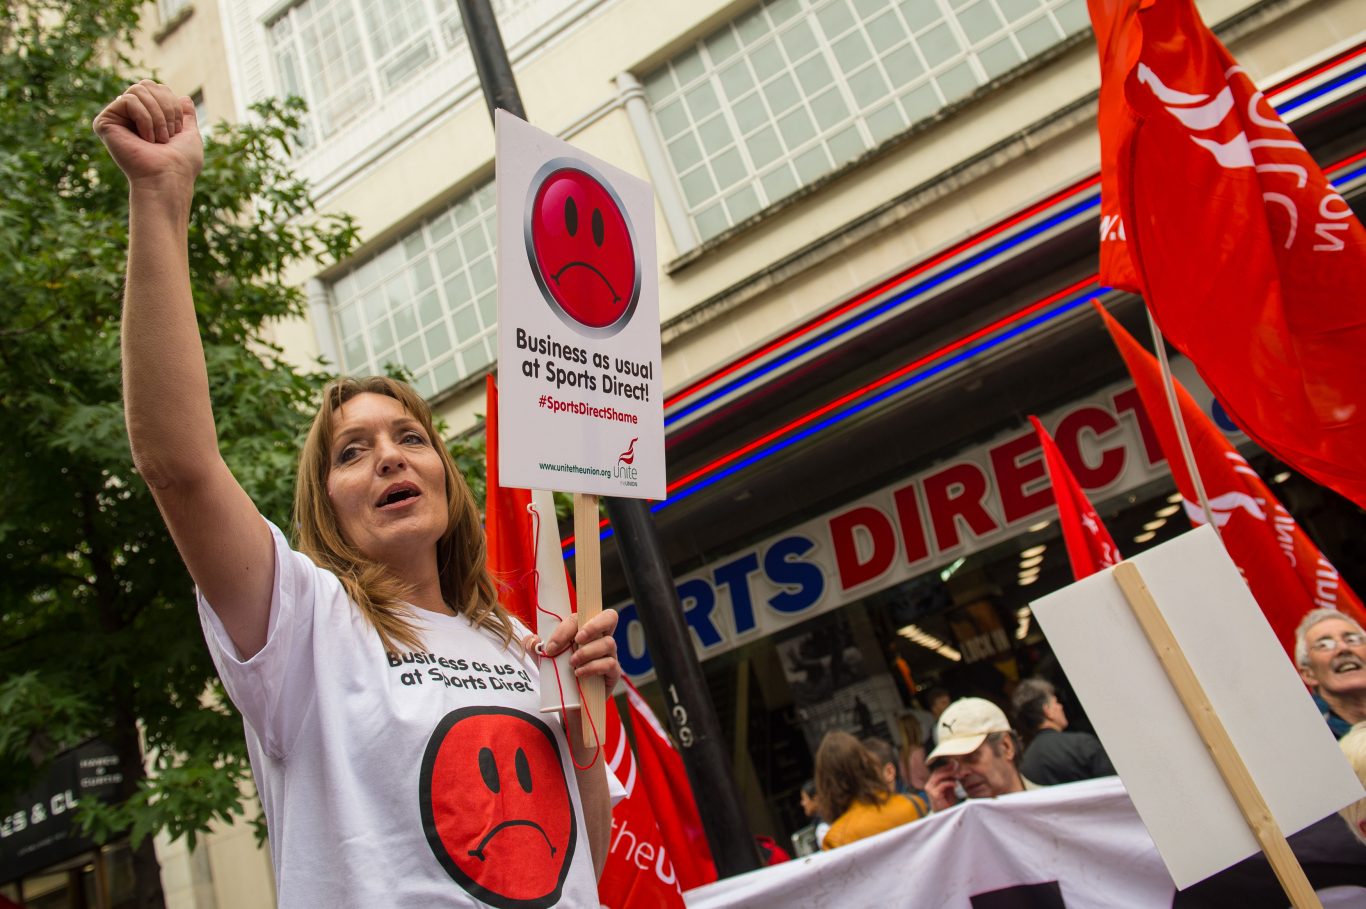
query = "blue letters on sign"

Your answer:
(765, 535), (824, 614)
(612, 535), (829, 678)
(613, 602), (654, 677)
(713, 552), (761, 635)
(678, 578), (722, 648)
(1211, 398), (1240, 434)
